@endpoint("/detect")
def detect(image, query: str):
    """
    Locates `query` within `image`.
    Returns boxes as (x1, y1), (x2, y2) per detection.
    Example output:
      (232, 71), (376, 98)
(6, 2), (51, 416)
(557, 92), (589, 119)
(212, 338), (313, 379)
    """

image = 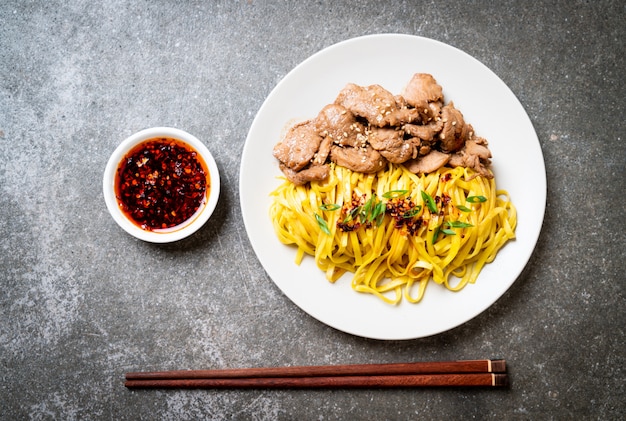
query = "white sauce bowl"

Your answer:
(103, 127), (220, 243)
